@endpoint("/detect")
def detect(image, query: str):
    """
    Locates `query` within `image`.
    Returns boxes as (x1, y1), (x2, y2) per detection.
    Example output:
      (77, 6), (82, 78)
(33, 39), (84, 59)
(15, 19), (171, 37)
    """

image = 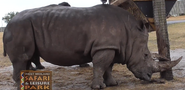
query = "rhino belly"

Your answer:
(38, 50), (91, 66)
